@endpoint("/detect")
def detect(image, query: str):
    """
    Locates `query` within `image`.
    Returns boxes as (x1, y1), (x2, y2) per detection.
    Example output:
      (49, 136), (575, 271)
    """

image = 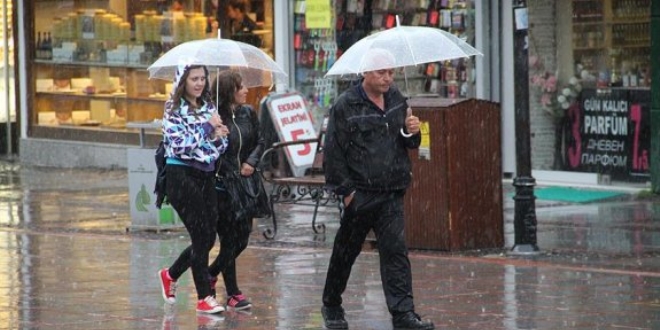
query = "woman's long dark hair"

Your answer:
(171, 65), (212, 110)
(211, 70), (243, 121)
